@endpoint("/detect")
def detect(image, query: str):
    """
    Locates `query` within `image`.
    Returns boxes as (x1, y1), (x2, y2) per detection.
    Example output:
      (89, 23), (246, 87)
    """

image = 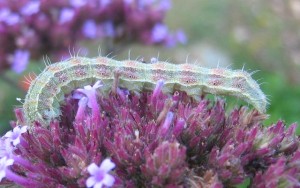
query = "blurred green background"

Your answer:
(1, 0), (300, 135)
